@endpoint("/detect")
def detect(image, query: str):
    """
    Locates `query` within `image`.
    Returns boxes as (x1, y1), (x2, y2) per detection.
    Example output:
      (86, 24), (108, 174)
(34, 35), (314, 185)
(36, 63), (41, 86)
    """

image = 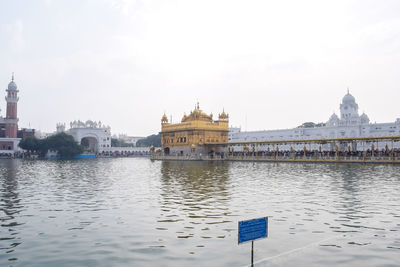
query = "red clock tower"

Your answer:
(5, 74), (19, 138)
